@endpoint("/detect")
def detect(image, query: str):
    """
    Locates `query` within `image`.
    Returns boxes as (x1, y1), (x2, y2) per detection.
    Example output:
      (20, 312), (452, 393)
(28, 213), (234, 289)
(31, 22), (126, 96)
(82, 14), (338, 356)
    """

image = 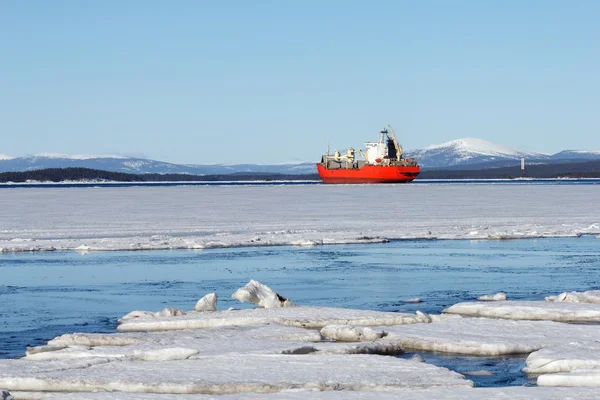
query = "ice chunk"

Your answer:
(545, 290), (600, 304)
(319, 326), (385, 342)
(154, 308), (186, 318)
(443, 301), (600, 322)
(525, 342), (600, 374)
(118, 309), (186, 324)
(401, 297), (422, 303)
(537, 369), (600, 387)
(477, 292), (506, 301)
(463, 370), (493, 376)
(194, 293), (217, 311)
(0, 354), (472, 394)
(117, 306), (427, 332)
(232, 280), (295, 309)
(0, 390), (13, 400)
(409, 354), (425, 362)
(415, 311), (432, 323)
(48, 333), (139, 347)
(362, 317), (600, 356)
